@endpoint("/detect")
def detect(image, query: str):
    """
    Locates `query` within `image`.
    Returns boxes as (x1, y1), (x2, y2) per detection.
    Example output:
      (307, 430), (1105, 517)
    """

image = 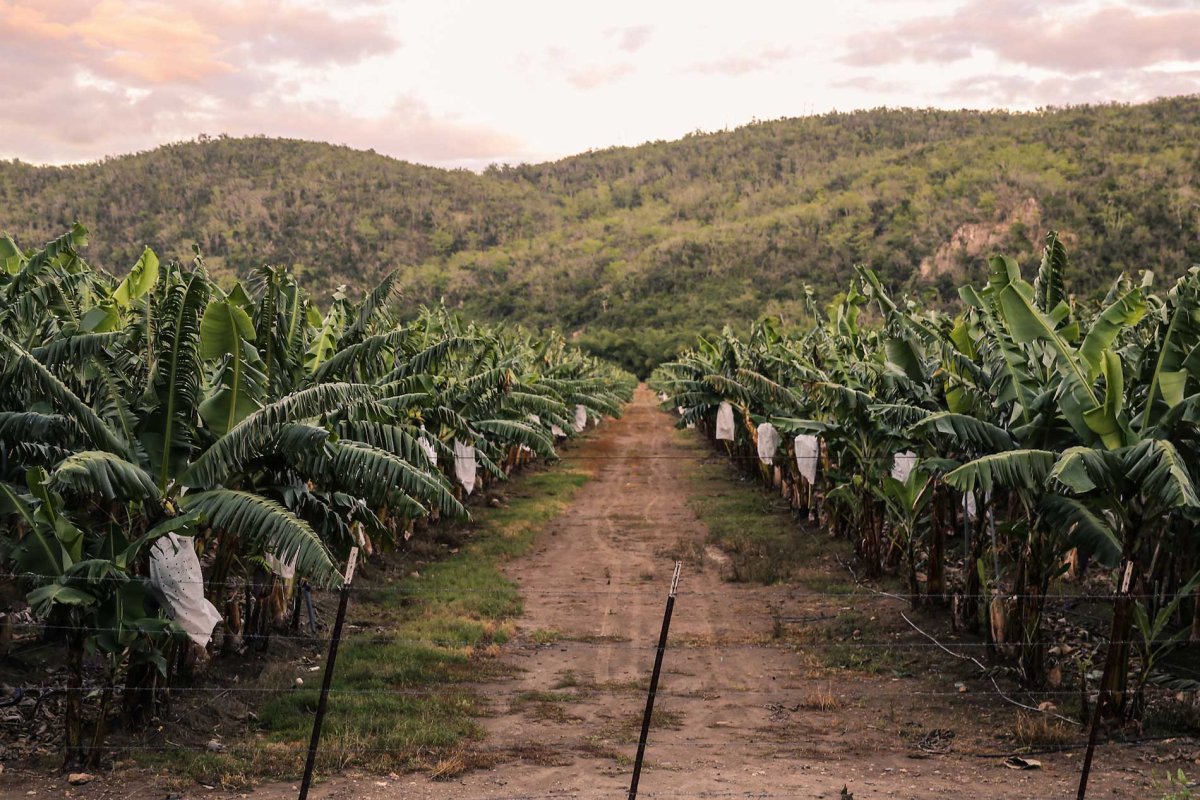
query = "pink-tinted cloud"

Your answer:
(0, 0), (524, 166)
(843, 0), (1200, 73)
(942, 69), (1200, 107)
(2, 1), (397, 85)
(690, 47), (796, 76)
(607, 24), (653, 53)
(539, 44), (636, 90)
(567, 63), (636, 90)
